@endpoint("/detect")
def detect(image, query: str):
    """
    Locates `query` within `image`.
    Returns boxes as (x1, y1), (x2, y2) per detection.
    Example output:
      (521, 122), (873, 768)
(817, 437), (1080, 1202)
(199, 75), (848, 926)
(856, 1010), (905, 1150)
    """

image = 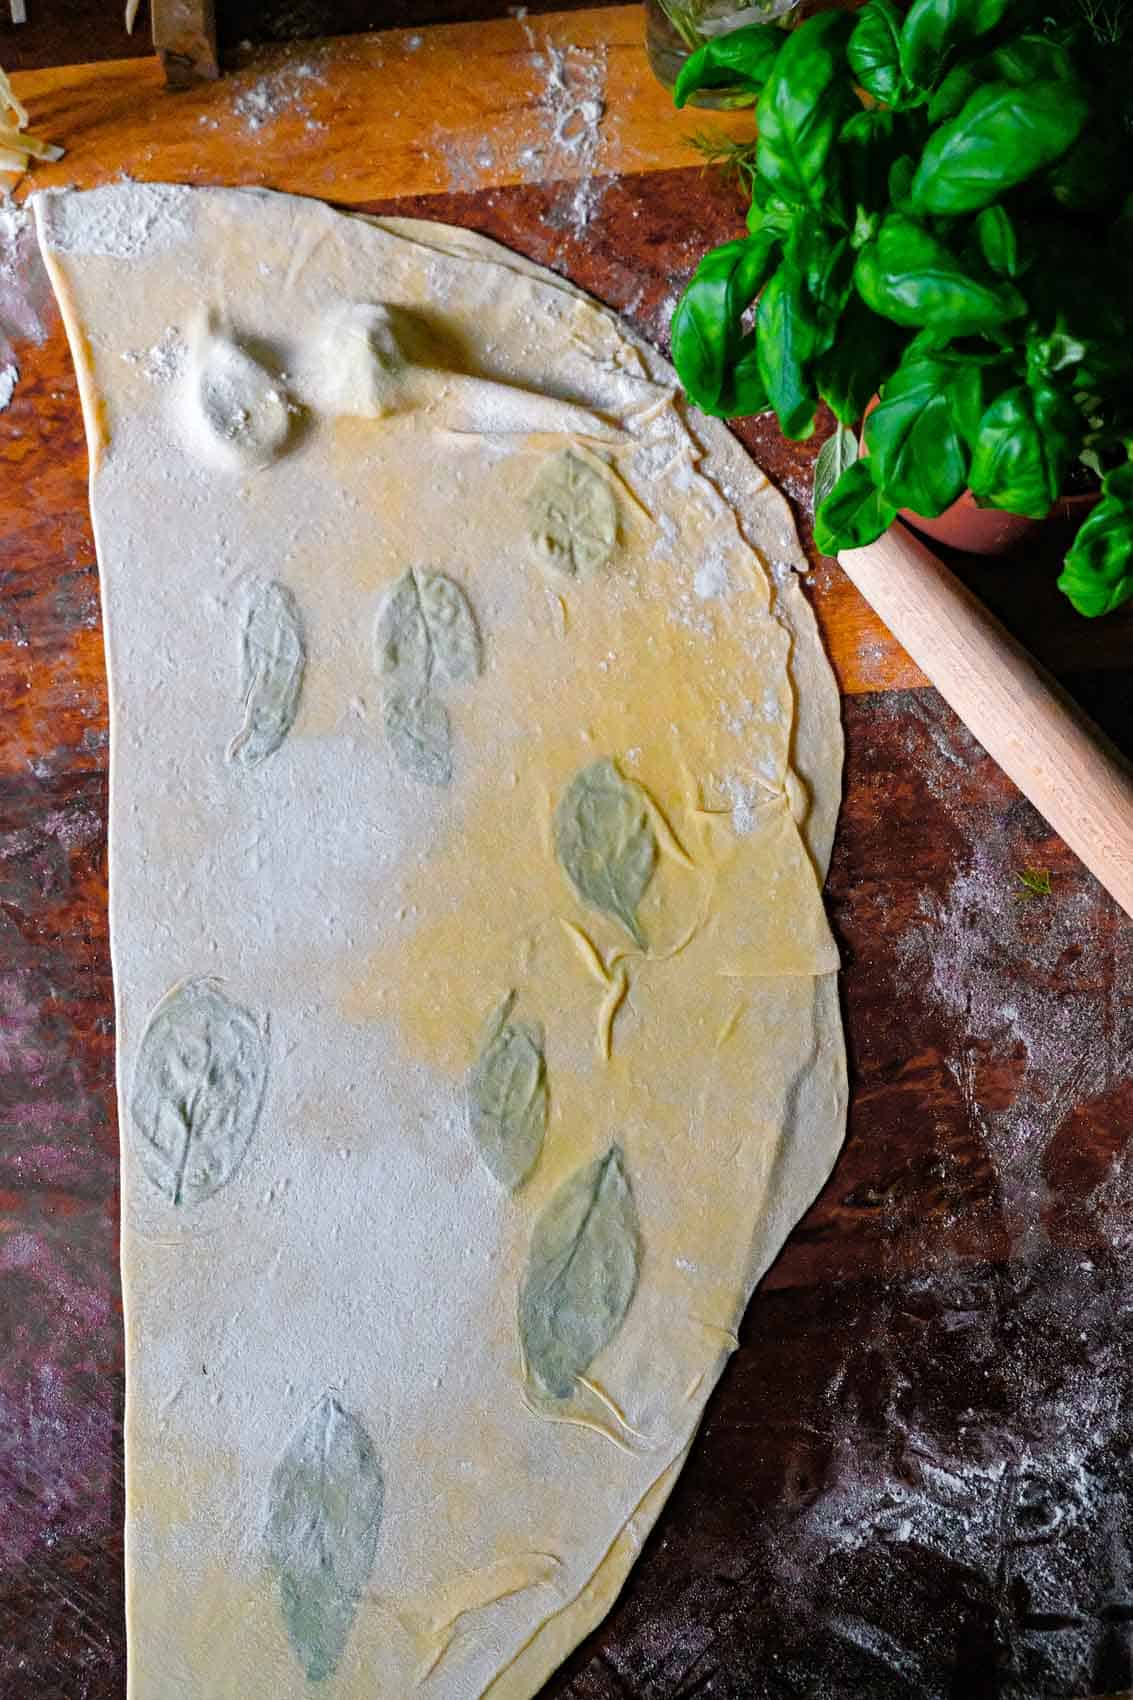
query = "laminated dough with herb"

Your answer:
(35, 182), (847, 1700)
